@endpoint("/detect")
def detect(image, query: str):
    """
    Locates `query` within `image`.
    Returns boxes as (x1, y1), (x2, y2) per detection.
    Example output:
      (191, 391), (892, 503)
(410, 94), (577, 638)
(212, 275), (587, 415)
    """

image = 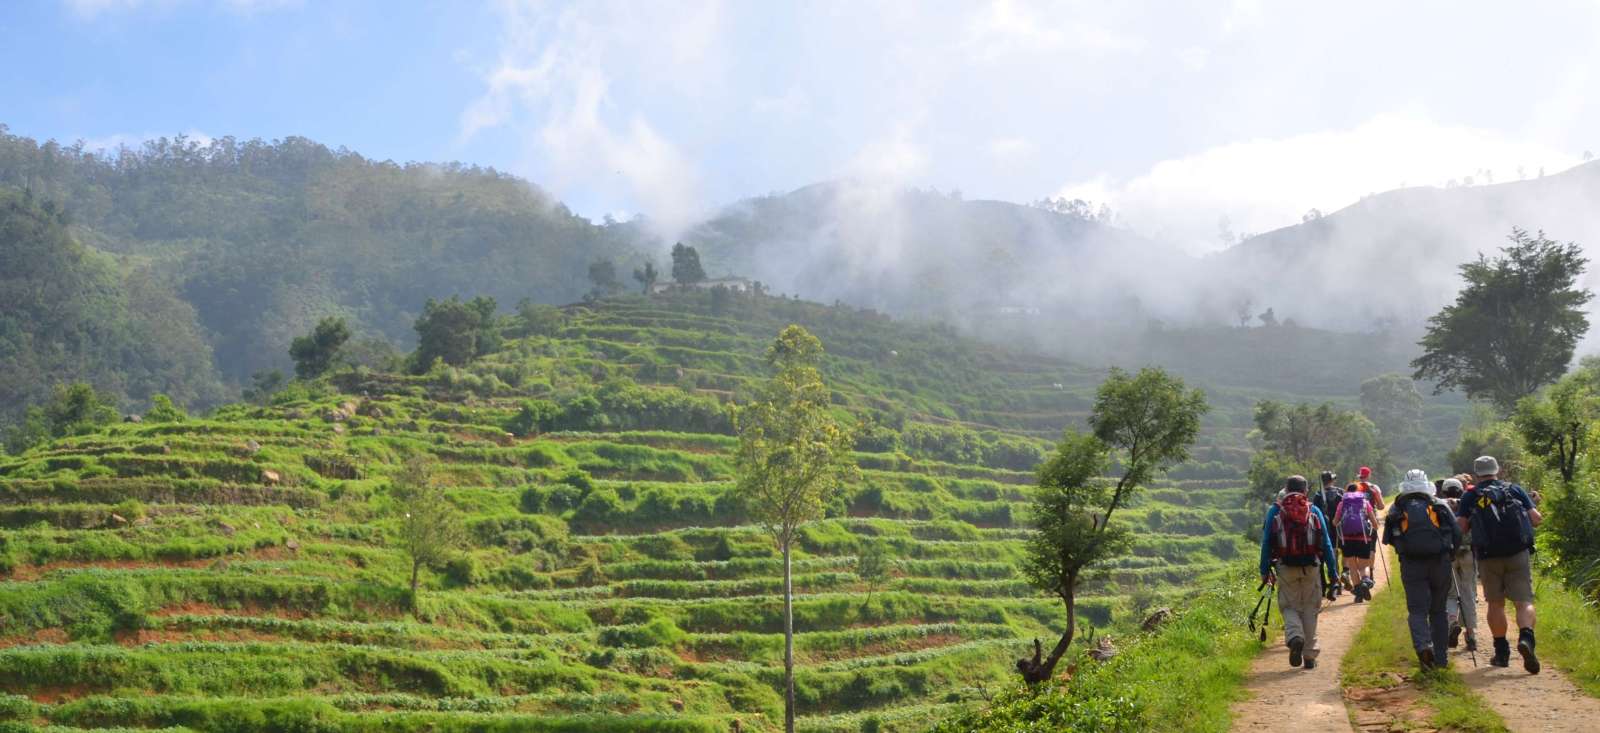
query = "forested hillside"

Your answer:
(0, 290), (1257, 732)
(0, 125), (643, 390)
